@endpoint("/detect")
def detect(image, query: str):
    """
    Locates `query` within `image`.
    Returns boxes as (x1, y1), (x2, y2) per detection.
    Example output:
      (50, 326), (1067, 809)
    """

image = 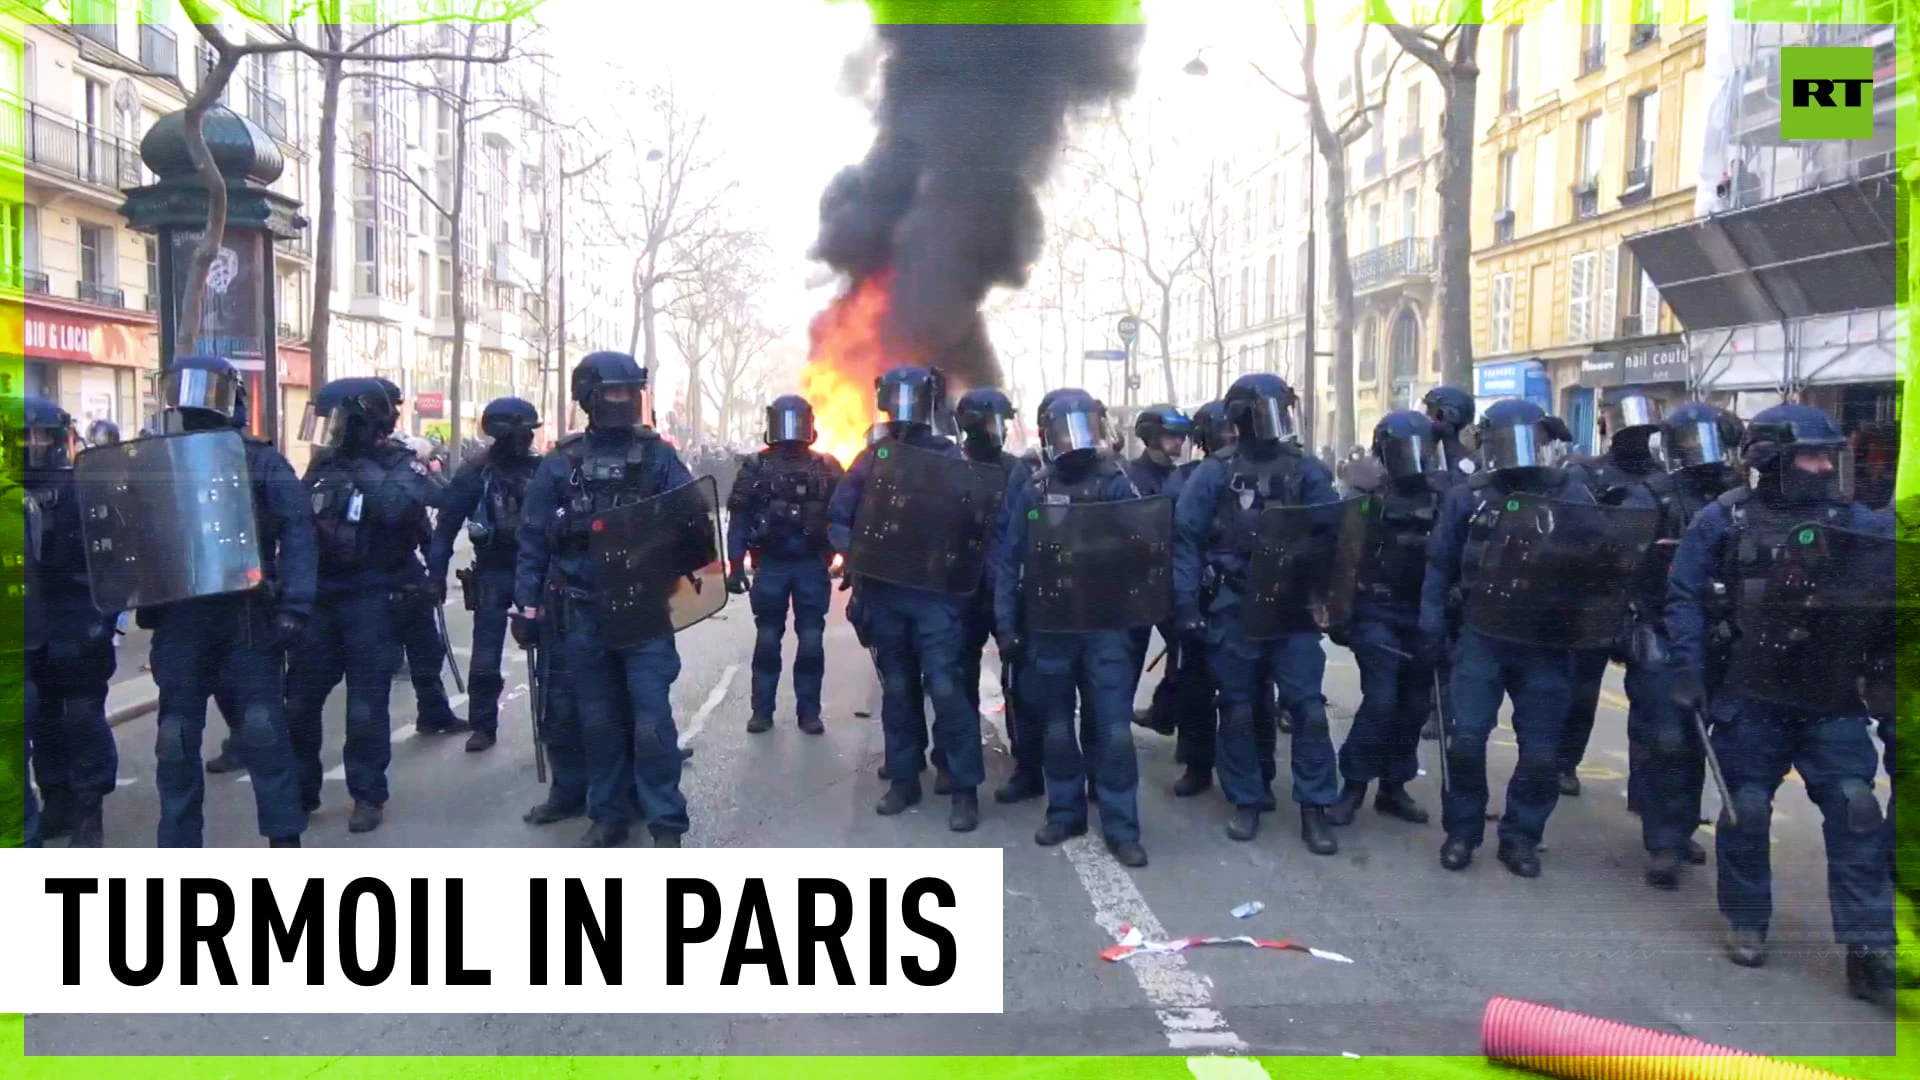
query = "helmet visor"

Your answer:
(1042, 407), (1103, 460)
(1664, 420), (1734, 470)
(158, 367), (238, 417)
(1602, 392), (1662, 435)
(1248, 395), (1295, 441)
(1784, 444), (1855, 501)
(1480, 421), (1559, 470)
(1378, 432), (1443, 479)
(590, 383), (645, 430)
(768, 405), (815, 444)
(884, 380), (934, 426)
(26, 424), (75, 469)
